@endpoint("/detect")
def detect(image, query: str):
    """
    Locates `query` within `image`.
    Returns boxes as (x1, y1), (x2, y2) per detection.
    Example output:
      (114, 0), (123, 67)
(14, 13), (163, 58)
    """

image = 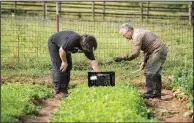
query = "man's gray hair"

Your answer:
(120, 23), (134, 33)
